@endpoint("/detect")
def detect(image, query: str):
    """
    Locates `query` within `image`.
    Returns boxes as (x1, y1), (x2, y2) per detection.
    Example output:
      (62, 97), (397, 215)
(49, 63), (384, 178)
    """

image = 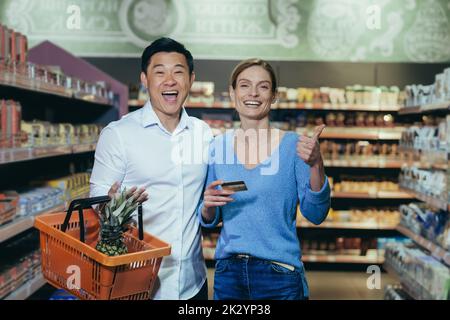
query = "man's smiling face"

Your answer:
(141, 51), (194, 117)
